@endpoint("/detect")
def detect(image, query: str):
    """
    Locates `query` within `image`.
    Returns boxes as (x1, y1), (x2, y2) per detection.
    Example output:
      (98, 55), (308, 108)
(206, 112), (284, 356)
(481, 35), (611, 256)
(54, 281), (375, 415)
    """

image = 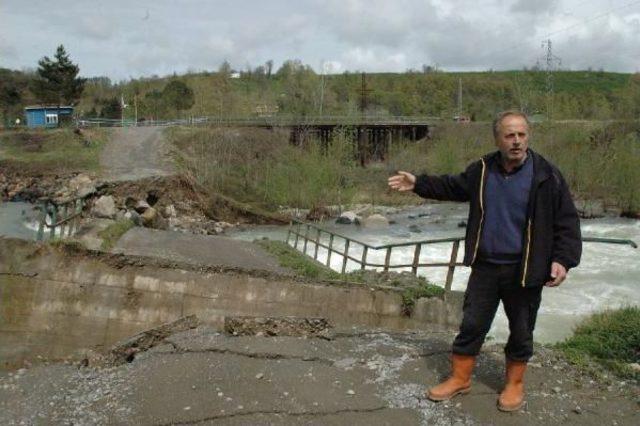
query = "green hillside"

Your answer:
(2, 63), (639, 125)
